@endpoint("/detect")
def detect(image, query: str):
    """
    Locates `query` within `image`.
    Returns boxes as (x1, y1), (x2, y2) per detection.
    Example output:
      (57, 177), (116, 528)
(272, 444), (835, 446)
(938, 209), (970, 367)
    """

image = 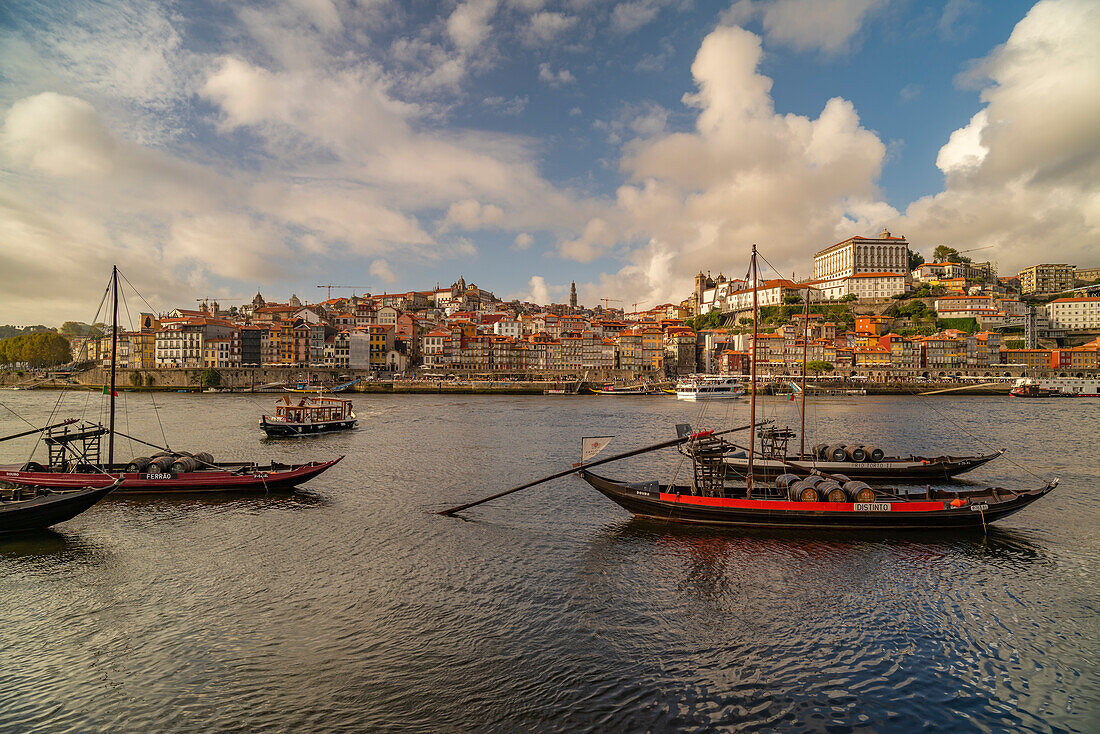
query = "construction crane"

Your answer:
(599, 298), (622, 309)
(317, 285), (372, 299)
